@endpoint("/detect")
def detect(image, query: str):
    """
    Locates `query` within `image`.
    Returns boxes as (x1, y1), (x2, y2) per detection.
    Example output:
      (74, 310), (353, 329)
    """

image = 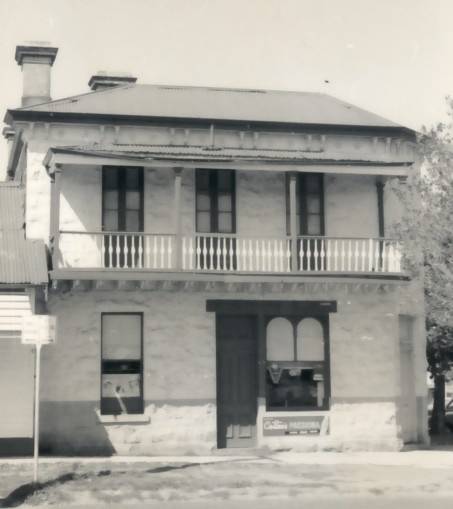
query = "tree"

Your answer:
(392, 99), (453, 435)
